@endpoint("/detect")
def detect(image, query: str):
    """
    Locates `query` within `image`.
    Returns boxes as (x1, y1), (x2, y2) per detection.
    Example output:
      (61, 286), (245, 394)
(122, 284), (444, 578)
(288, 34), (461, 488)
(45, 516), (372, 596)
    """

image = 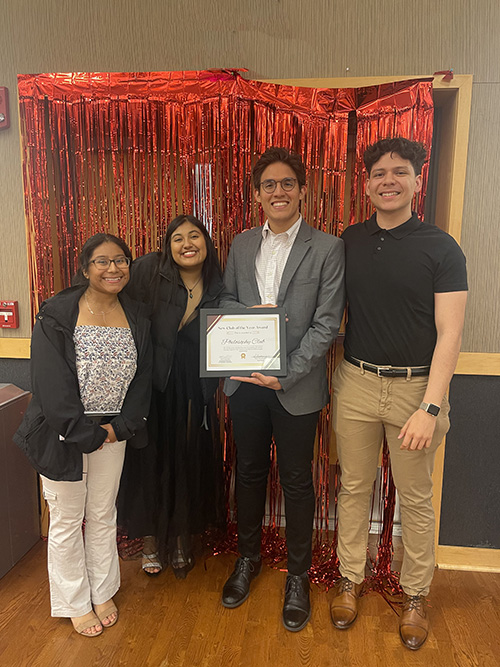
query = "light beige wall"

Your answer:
(1, 0), (499, 348)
